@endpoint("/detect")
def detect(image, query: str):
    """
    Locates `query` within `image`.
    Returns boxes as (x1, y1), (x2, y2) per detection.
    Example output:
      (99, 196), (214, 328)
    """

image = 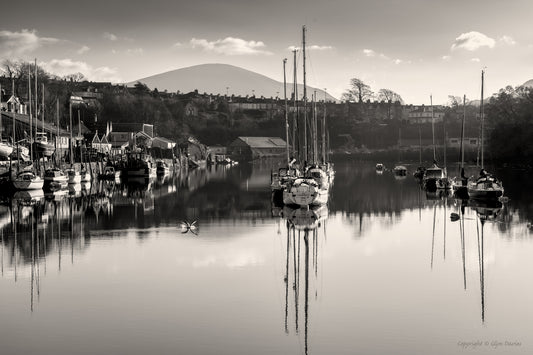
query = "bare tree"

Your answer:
(342, 78), (373, 102)
(63, 72), (86, 82)
(377, 88), (403, 120)
(377, 89), (403, 104)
